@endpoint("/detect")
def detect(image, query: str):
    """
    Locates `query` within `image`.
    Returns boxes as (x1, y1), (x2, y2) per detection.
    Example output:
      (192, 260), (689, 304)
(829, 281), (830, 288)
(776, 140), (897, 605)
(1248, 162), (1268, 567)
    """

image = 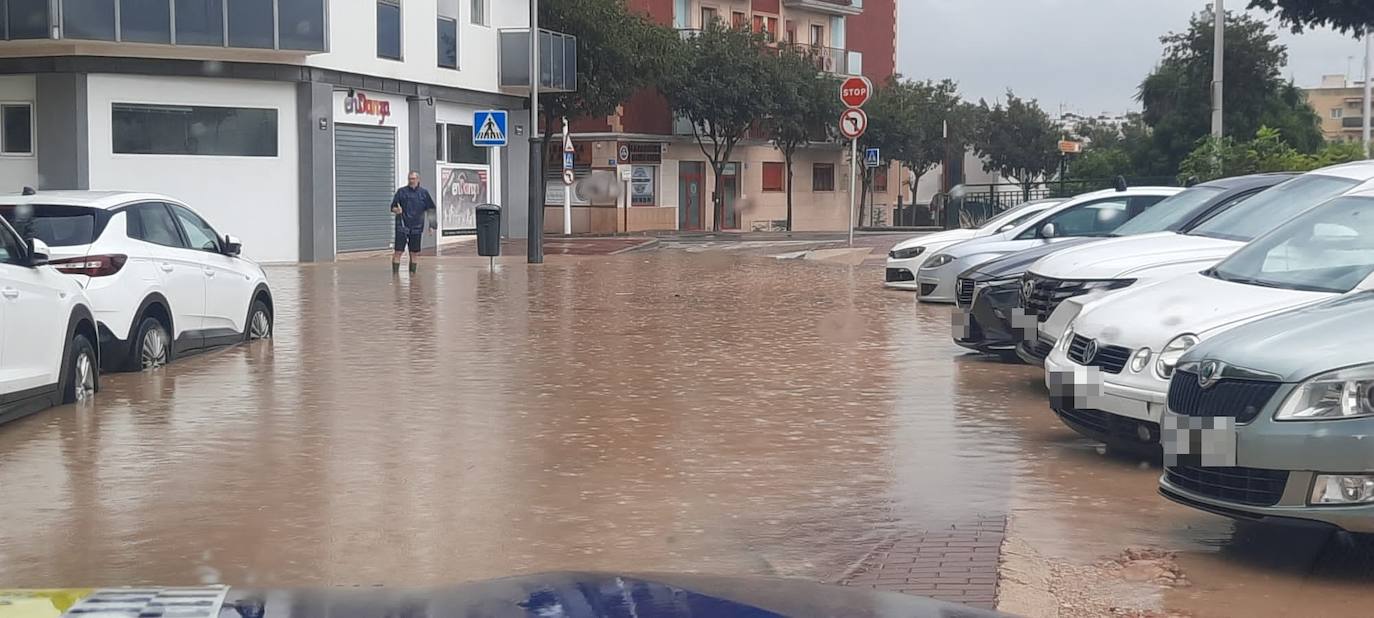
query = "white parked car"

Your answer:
(0, 191), (274, 372)
(0, 215), (99, 423)
(914, 186), (1182, 303)
(885, 198), (1063, 290)
(1023, 162), (1374, 359)
(1044, 189), (1374, 449)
